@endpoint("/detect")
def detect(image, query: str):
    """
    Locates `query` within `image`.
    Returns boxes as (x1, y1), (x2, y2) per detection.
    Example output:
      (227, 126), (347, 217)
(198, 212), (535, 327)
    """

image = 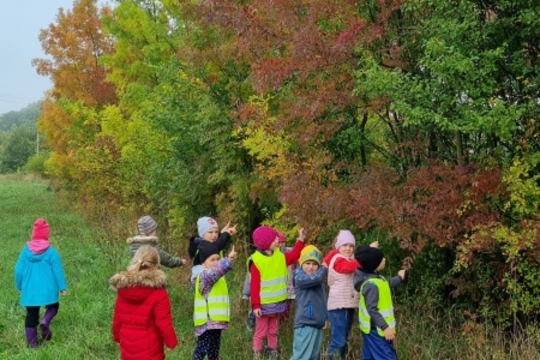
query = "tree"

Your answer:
(0, 126), (36, 172)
